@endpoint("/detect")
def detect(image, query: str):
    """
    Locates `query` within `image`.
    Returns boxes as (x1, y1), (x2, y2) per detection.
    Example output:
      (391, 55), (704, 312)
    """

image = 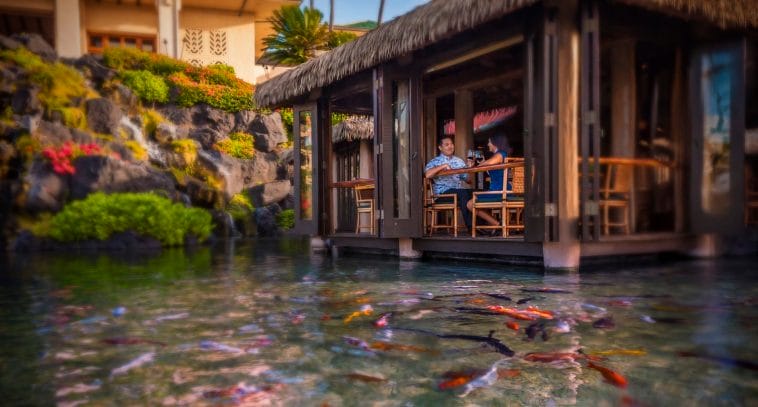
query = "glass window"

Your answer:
(392, 80), (411, 219)
(124, 38), (137, 48)
(89, 35), (103, 48)
(109, 37), (121, 48)
(299, 111), (313, 220)
(141, 40), (154, 52)
(699, 50), (734, 215)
